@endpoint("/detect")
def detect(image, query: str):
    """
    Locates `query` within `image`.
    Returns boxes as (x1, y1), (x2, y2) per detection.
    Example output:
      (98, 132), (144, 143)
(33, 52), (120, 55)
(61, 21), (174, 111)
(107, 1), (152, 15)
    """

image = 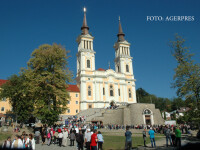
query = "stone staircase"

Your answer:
(77, 108), (107, 122)
(77, 105), (127, 123)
